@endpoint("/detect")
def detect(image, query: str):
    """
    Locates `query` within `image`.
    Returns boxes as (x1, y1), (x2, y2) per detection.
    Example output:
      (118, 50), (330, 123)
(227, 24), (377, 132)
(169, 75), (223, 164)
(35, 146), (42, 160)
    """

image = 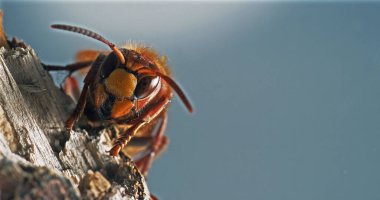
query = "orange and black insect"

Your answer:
(44, 24), (193, 179)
